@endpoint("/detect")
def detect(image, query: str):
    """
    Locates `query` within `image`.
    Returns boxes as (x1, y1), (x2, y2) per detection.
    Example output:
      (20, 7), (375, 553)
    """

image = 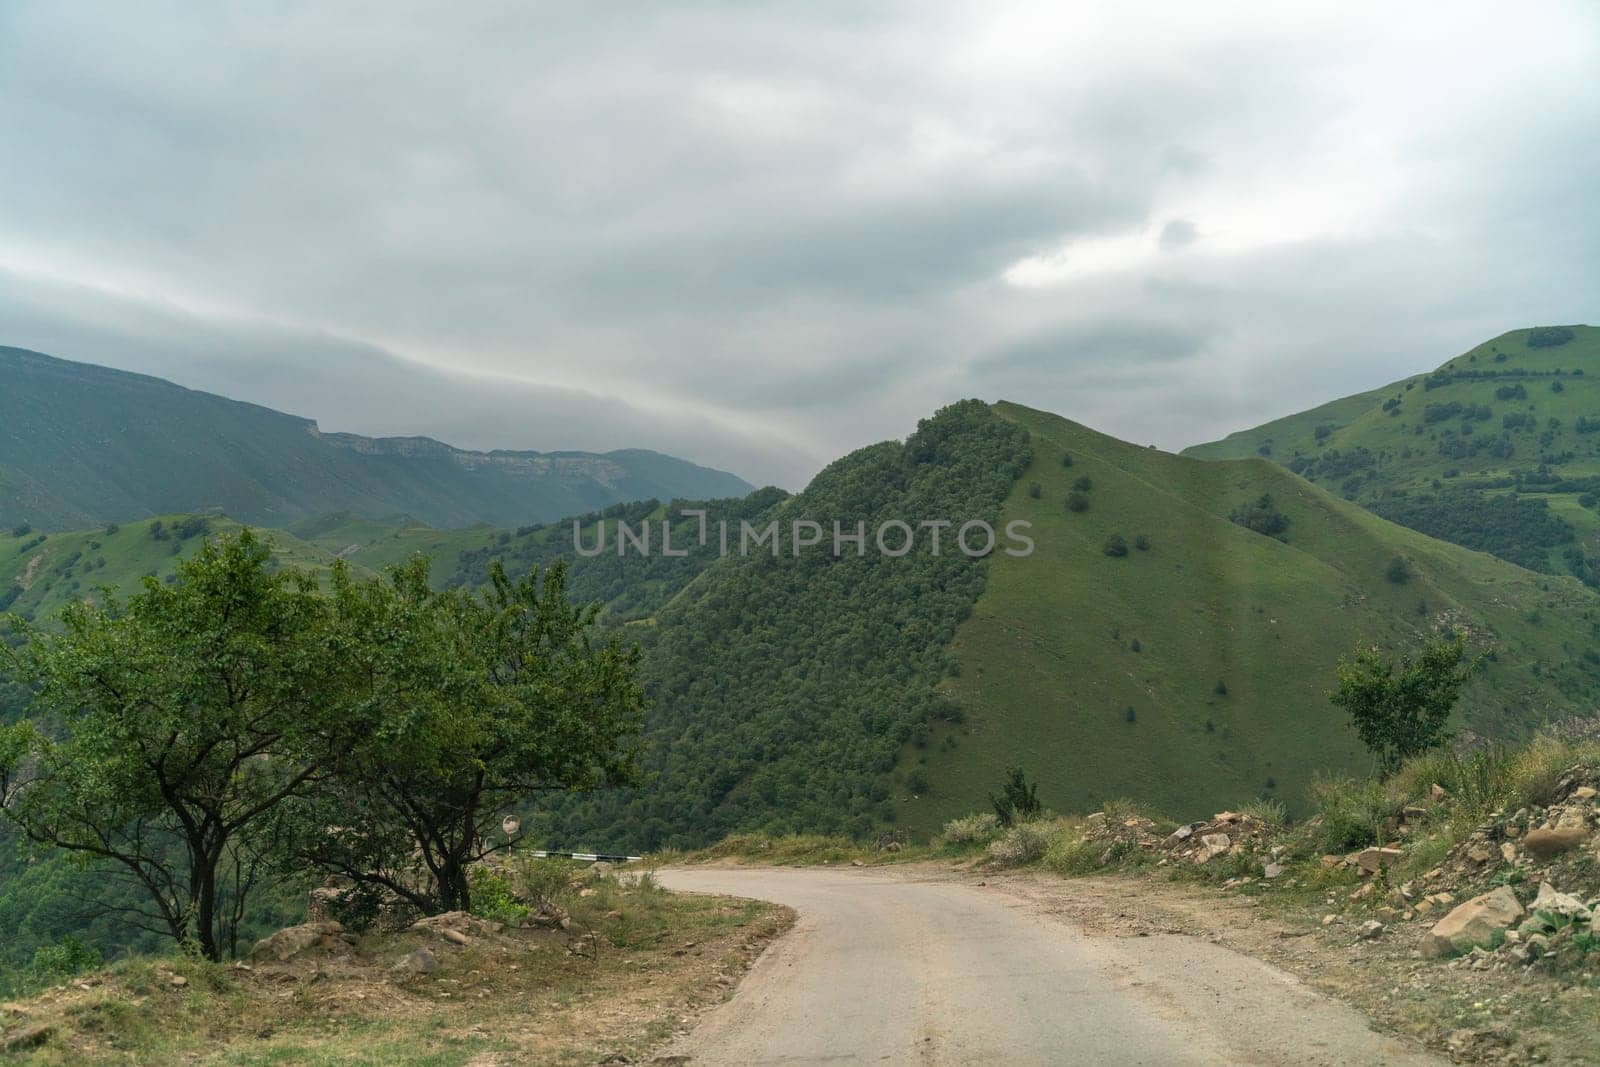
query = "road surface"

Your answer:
(658, 867), (1440, 1066)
